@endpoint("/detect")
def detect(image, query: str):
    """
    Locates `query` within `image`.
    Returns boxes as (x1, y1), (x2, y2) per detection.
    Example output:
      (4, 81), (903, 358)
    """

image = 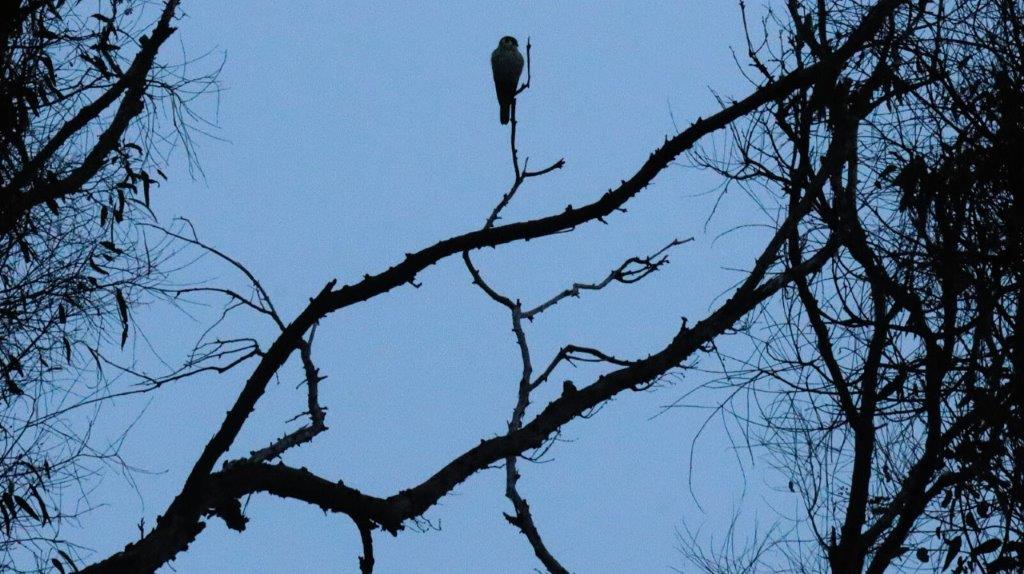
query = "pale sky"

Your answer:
(67, 2), (795, 572)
